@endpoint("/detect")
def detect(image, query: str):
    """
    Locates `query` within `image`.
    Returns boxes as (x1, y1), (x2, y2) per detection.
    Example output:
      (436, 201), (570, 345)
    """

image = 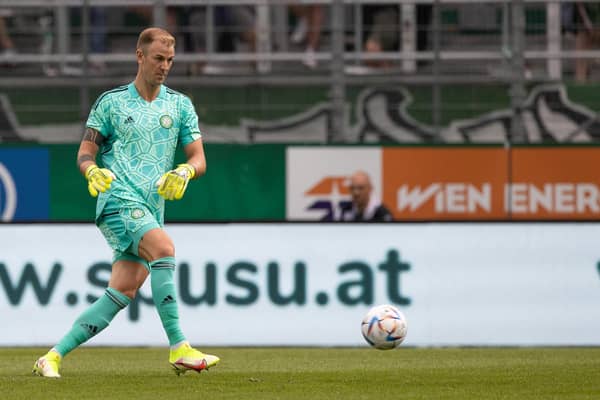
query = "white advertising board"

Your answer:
(1, 223), (599, 346)
(286, 147), (381, 220)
